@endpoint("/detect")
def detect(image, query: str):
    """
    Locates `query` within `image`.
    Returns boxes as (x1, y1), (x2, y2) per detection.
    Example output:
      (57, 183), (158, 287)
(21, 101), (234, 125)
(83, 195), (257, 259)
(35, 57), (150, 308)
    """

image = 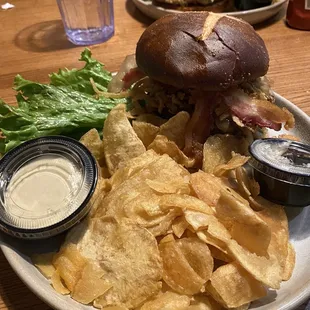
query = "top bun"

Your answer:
(136, 12), (269, 91)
